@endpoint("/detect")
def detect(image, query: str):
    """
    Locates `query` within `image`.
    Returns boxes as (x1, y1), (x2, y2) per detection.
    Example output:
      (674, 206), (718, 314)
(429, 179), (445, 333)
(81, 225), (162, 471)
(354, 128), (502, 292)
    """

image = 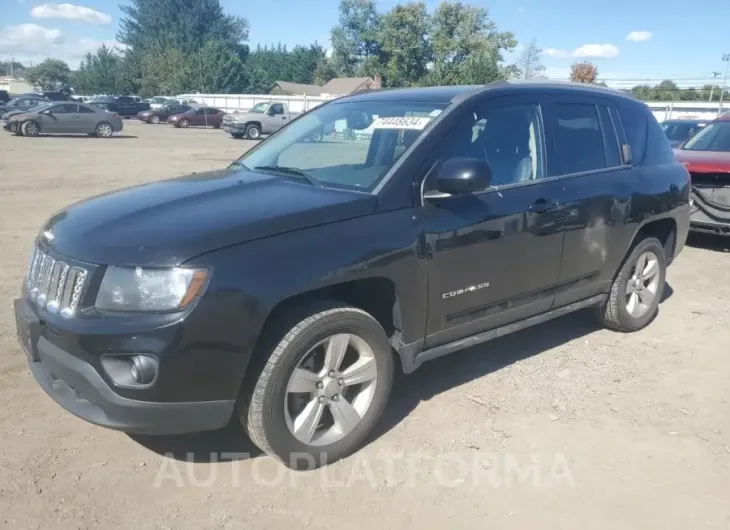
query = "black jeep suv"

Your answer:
(14, 81), (690, 468)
